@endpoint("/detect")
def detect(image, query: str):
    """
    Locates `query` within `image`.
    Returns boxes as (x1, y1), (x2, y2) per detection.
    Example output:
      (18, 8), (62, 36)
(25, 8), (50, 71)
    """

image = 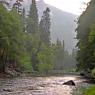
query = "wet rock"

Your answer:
(3, 88), (13, 92)
(63, 80), (76, 86)
(5, 67), (18, 77)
